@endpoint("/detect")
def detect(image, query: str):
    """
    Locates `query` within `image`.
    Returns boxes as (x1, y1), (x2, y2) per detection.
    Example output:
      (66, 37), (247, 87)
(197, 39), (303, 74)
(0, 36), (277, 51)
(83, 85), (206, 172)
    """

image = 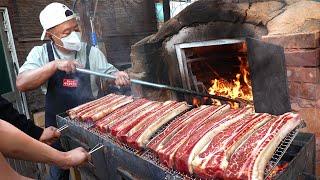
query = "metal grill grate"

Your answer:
(59, 115), (306, 179)
(264, 121), (306, 179)
(141, 149), (199, 179)
(64, 117), (142, 155)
